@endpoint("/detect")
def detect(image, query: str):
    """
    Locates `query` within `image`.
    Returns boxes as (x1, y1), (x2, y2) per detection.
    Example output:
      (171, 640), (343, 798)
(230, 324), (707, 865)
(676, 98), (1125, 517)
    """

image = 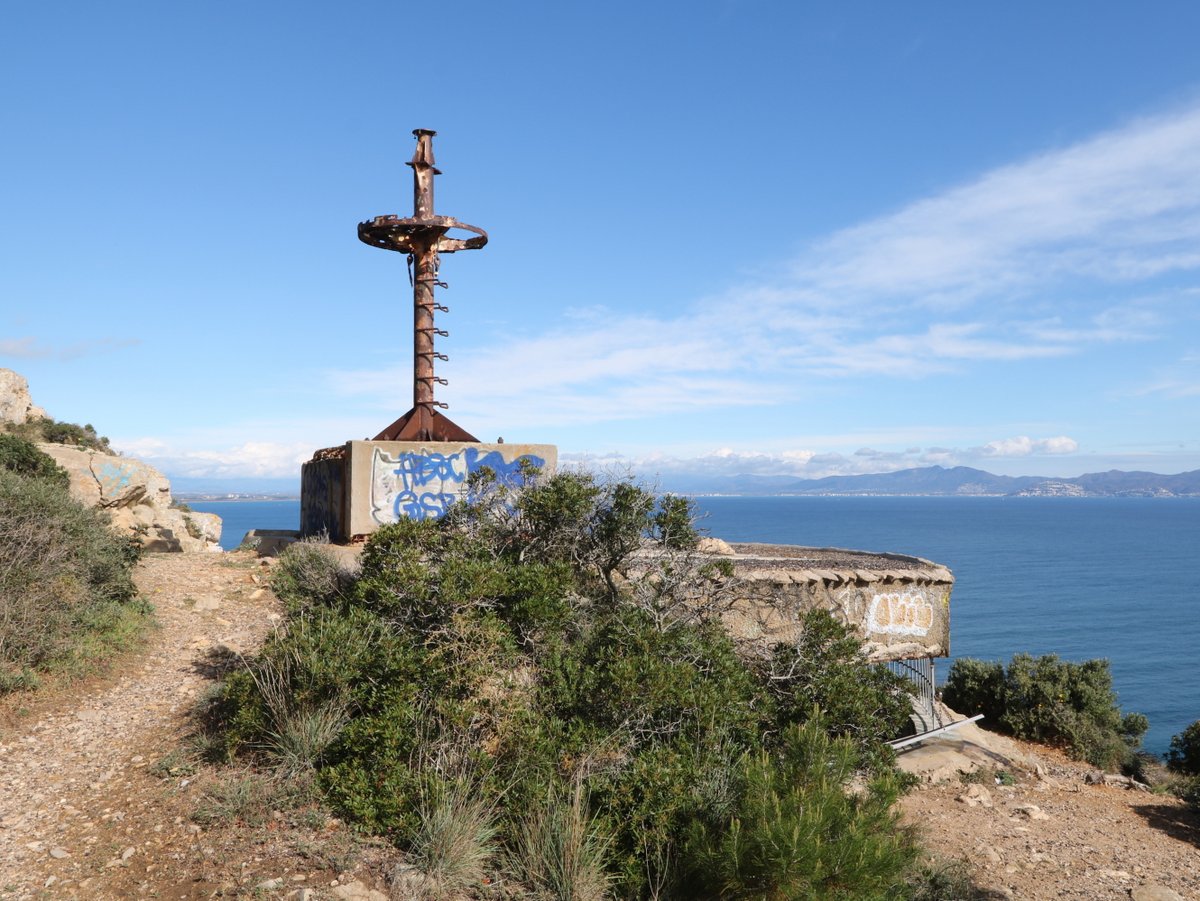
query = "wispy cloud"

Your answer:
(1131, 349), (1200, 398)
(566, 434), (1083, 482)
(116, 437), (314, 479)
(0, 336), (141, 361)
(328, 101), (1200, 430)
(786, 103), (1200, 308)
